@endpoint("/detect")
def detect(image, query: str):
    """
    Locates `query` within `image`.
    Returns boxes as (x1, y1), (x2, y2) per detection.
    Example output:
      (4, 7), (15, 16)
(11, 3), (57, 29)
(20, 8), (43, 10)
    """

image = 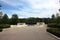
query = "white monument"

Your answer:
(11, 23), (27, 28)
(17, 23), (27, 27)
